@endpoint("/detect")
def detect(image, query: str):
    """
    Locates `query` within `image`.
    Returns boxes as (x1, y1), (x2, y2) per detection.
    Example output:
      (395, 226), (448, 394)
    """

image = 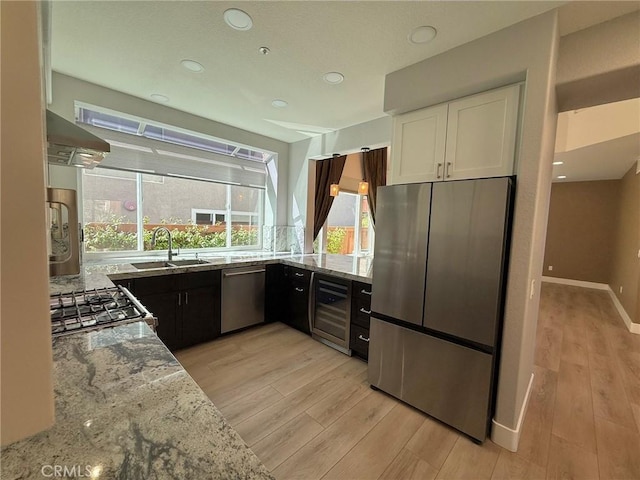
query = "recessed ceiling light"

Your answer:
(224, 8), (253, 31)
(181, 59), (204, 73)
(323, 72), (344, 84)
(557, 175), (567, 179)
(150, 94), (169, 103)
(258, 47), (270, 55)
(553, 161), (564, 165)
(271, 99), (288, 108)
(408, 25), (437, 45)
